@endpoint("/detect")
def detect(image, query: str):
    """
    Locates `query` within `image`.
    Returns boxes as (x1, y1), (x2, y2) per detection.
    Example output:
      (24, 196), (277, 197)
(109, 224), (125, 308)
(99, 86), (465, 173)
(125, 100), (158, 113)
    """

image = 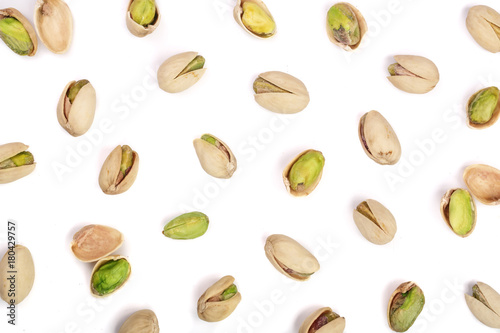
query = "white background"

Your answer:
(1, 0), (500, 332)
